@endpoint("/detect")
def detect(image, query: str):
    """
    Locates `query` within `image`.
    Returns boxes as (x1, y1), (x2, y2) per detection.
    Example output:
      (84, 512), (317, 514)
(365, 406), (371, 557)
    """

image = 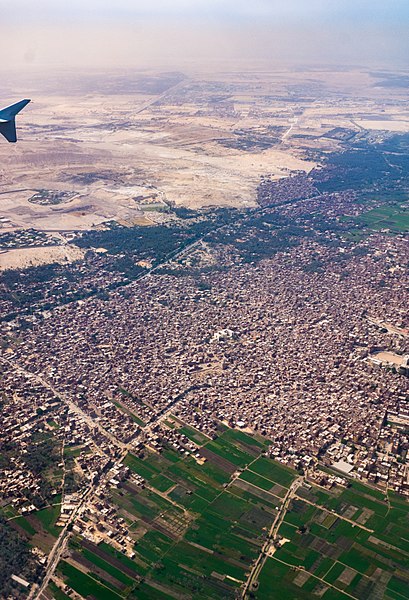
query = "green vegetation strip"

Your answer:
(34, 505), (62, 537)
(48, 581), (71, 600)
(81, 548), (134, 586)
(58, 561), (122, 600)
